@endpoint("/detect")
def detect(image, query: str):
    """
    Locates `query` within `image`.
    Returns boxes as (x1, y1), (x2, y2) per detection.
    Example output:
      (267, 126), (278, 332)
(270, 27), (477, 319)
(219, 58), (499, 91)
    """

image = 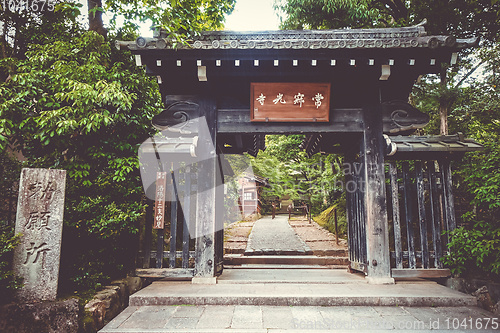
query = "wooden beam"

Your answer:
(391, 268), (451, 279)
(441, 160), (457, 232)
(428, 162), (443, 269)
(182, 166), (191, 269)
(135, 268), (195, 279)
(217, 108), (363, 134)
